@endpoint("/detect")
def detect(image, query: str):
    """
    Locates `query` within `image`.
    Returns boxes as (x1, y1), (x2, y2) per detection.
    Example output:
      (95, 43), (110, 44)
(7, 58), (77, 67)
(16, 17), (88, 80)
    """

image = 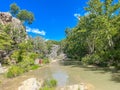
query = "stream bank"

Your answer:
(0, 60), (120, 90)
